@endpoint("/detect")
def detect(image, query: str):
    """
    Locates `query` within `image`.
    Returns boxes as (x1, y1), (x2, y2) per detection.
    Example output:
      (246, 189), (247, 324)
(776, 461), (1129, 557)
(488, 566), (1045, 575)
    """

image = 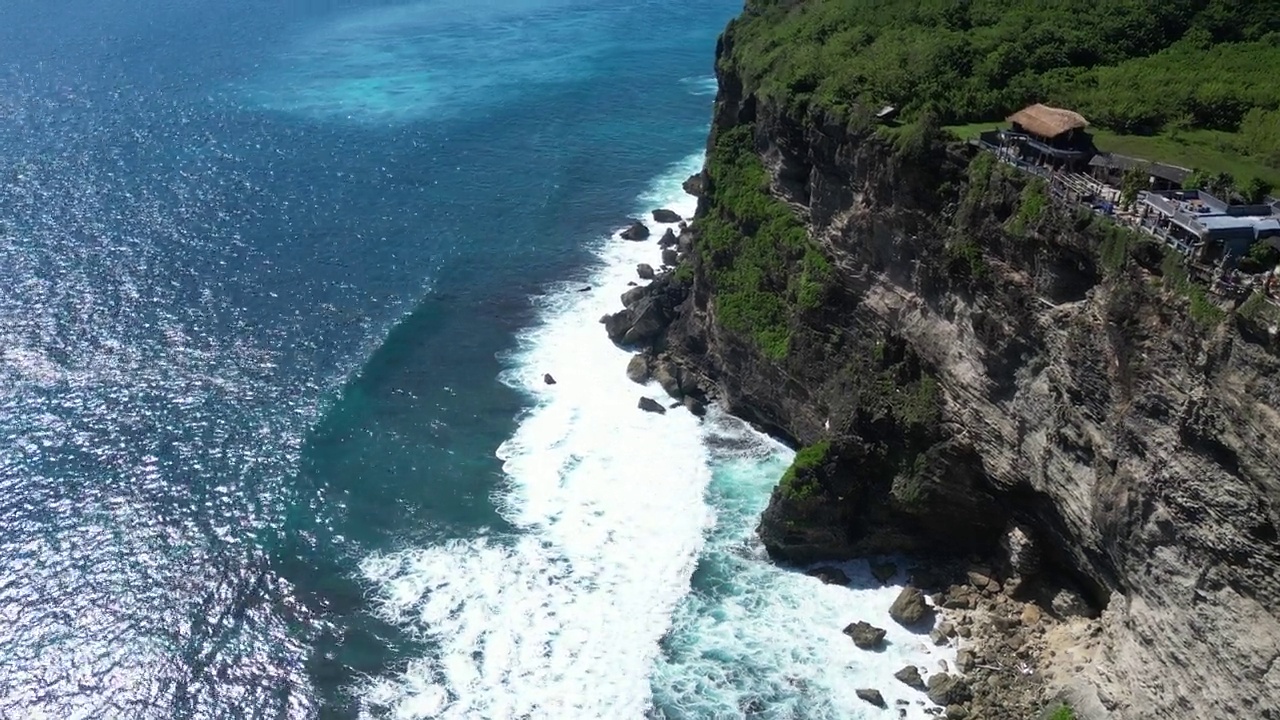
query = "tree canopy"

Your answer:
(727, 0), (1280, 167)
